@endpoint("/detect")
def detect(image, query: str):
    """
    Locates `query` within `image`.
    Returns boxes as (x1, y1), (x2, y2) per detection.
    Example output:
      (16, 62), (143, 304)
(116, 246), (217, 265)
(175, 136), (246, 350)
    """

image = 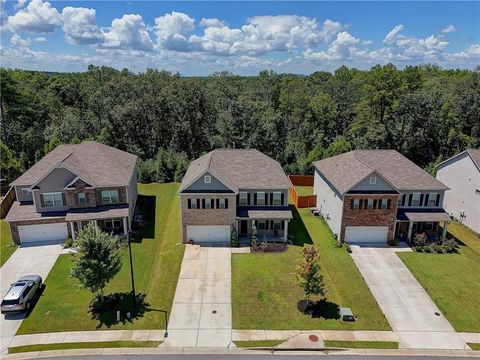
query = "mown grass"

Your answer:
(18, 183), (184, 334)
(468, 343), (480, 350)
(232, 206), (389, 330)
(234, 340), (284, 348)
(294, 186), (313, 196)
(324, 340), (399, 349)
(9, 341), (161, 353)
(1, 219), (17, 266)
(398, 224), (480, 332)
